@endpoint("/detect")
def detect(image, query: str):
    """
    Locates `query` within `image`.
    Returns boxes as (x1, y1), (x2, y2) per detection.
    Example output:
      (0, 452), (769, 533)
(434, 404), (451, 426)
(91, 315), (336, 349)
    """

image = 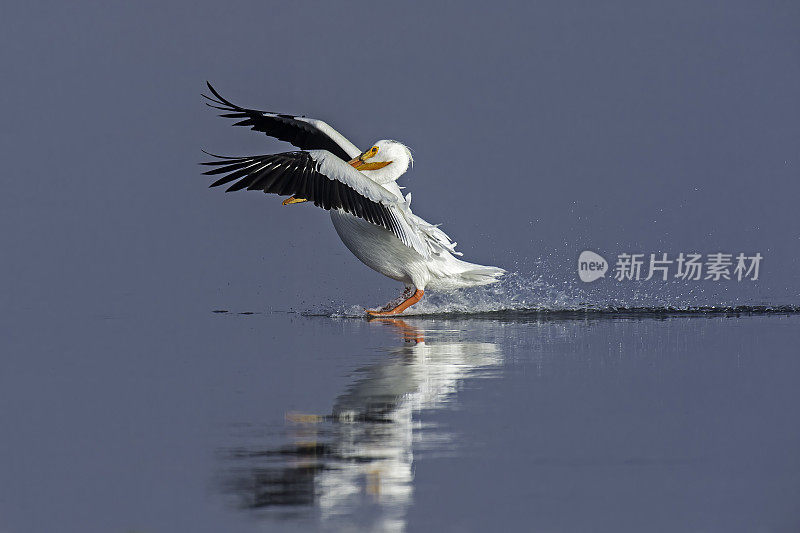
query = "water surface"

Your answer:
(3, 309), (799, 532)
